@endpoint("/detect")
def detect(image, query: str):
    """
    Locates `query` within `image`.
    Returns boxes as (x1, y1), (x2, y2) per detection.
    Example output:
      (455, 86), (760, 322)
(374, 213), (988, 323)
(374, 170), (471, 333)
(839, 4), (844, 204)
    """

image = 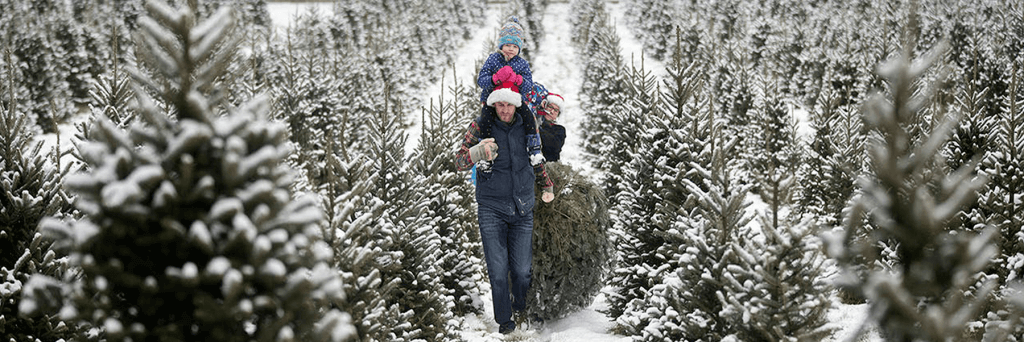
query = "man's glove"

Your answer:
(541, 186), (554, 203)
(469, 138), (499, 163)
(492, 66), (516, 85)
